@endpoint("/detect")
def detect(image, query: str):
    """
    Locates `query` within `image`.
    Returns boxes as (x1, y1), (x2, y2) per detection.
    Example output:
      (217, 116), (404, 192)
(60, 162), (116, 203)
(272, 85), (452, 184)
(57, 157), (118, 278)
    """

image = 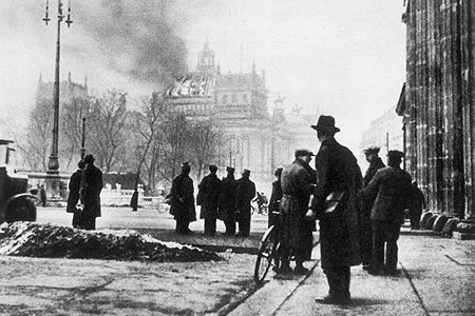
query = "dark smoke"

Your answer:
(74, 0), (188, 87)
